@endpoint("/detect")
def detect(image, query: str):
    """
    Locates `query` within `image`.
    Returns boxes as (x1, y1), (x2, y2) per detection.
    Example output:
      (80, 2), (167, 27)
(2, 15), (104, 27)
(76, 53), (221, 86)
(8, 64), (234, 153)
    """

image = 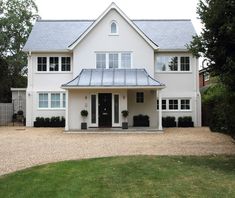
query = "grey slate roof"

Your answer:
(23, 19), (196, 52)
(62, 69), (164, 88)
